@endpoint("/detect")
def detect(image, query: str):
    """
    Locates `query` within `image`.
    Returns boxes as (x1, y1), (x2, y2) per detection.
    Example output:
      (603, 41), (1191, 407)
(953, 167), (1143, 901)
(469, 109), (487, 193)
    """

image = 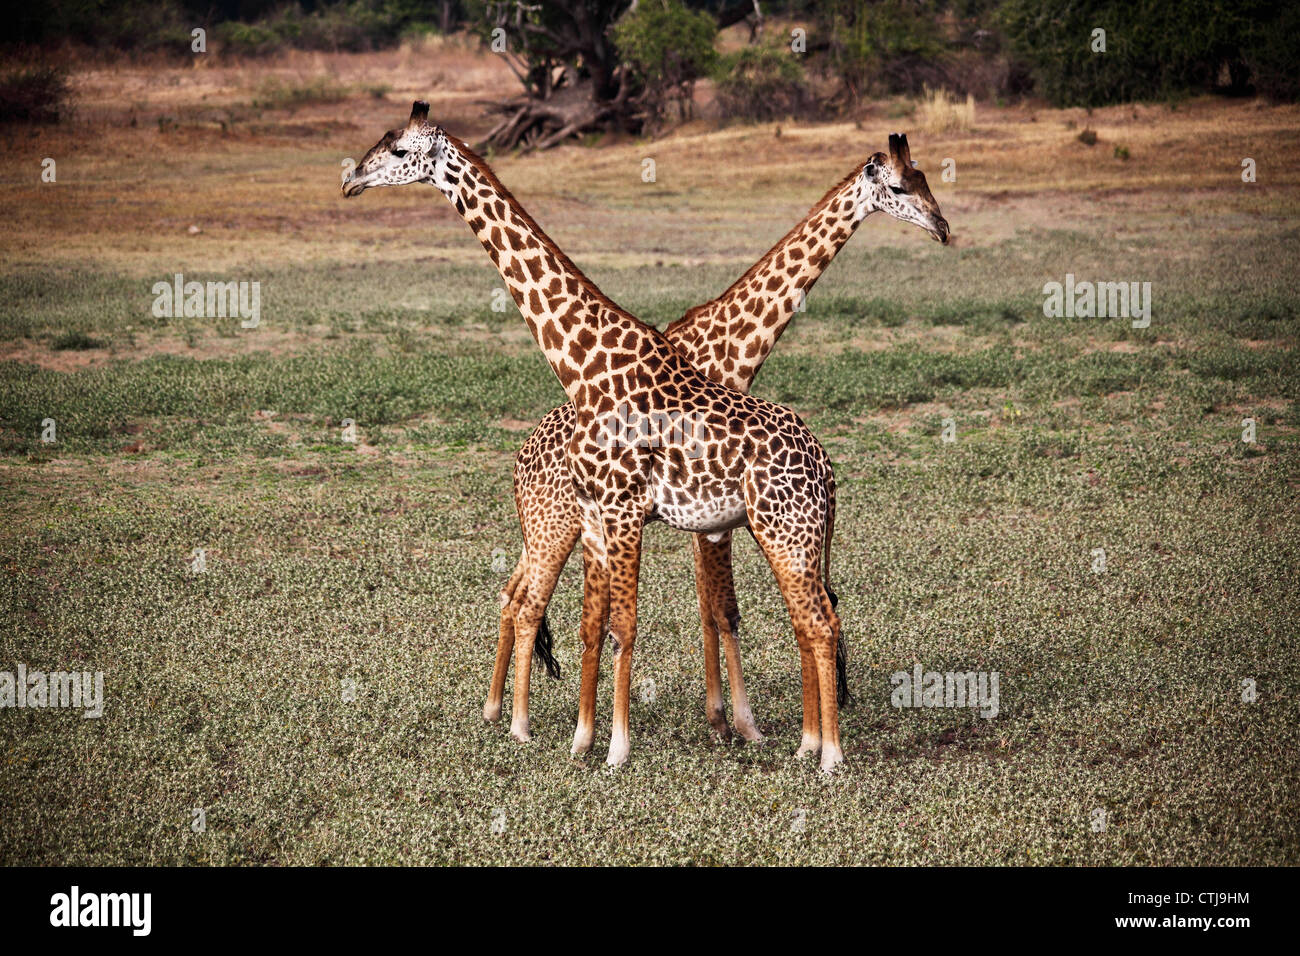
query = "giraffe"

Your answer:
(488, 133), (949, 744)
(345, 103), (865, 770)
